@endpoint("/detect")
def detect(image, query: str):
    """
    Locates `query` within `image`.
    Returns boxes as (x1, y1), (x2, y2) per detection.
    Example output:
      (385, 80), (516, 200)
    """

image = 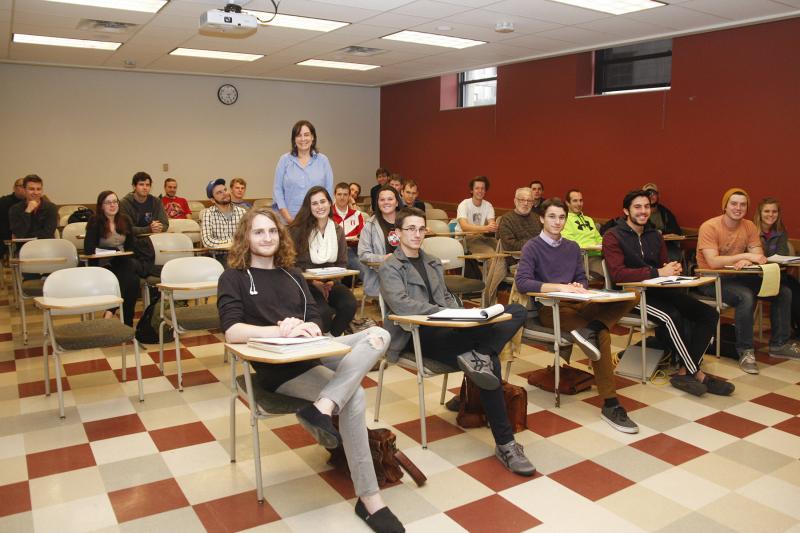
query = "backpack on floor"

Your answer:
(135, 298), (174, 345)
